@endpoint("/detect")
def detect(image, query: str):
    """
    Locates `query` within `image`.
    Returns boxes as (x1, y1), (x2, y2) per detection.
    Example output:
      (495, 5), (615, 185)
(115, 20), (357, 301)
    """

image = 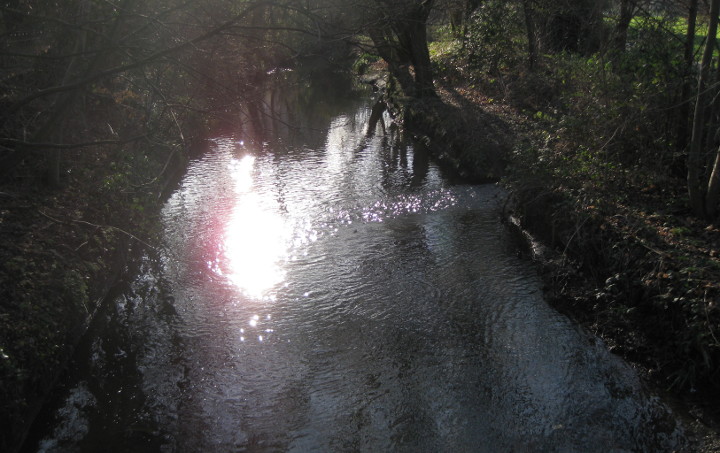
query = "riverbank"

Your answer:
(0, 141), (187, 453)
(377, 65), (720, 449)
